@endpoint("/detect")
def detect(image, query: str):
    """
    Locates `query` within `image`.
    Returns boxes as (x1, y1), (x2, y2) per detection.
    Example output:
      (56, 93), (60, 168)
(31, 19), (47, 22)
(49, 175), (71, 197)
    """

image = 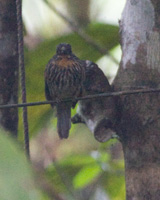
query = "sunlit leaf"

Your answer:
(100, 159), (125, 200)
(106, 173), (125, 200)
(58, 154), (96, 167)
(73, 164), (102, 189)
